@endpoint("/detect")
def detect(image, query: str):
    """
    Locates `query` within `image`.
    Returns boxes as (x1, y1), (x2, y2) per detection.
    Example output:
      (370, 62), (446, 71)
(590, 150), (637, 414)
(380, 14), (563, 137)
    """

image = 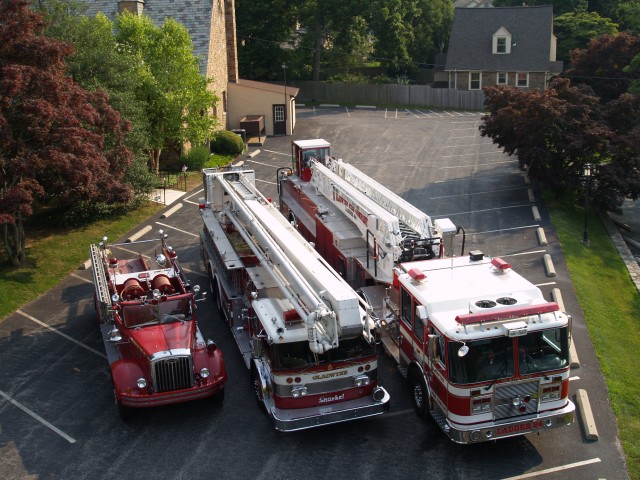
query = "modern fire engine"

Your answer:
(90, 231), (227, 418)
(198, 166), (390, 432)
(278, 139), (575, 443)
